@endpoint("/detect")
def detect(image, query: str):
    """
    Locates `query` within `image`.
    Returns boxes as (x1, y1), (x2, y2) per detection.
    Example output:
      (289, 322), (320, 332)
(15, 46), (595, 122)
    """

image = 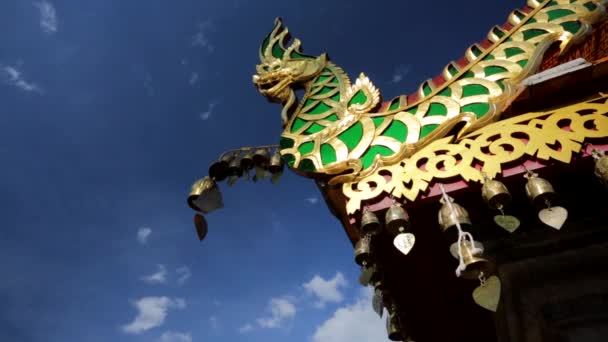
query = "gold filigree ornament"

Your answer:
(343, 95), (608, 214)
